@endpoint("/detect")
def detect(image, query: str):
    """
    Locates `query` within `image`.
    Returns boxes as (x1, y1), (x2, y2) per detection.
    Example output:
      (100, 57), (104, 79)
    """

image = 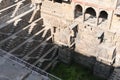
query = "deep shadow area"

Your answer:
(49, 62), (106, 80)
